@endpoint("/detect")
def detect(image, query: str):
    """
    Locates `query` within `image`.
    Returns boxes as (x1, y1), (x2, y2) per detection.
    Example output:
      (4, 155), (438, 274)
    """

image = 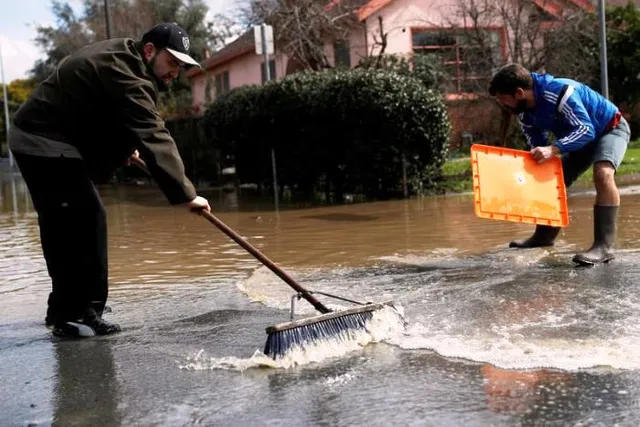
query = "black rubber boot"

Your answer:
(572, 205), (618, 266)
(509, 225), (561, 248)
